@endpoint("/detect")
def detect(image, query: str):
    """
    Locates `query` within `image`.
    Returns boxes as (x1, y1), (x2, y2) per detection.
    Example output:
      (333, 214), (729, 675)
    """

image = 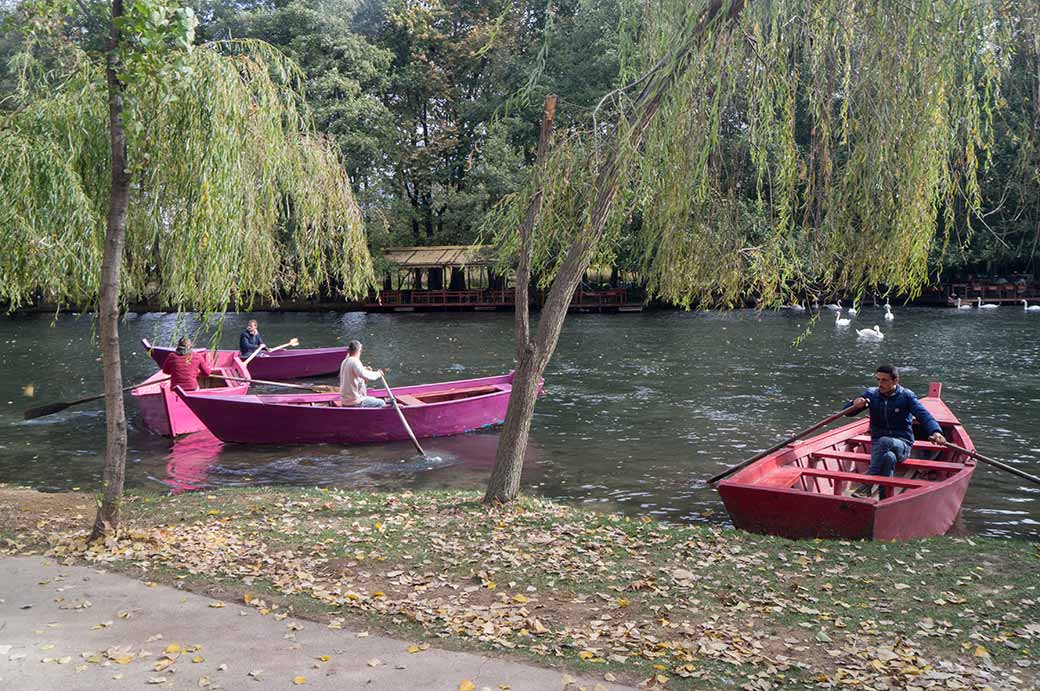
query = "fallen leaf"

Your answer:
(293, 676), (307, 685)
(459, 681), (476, 691)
